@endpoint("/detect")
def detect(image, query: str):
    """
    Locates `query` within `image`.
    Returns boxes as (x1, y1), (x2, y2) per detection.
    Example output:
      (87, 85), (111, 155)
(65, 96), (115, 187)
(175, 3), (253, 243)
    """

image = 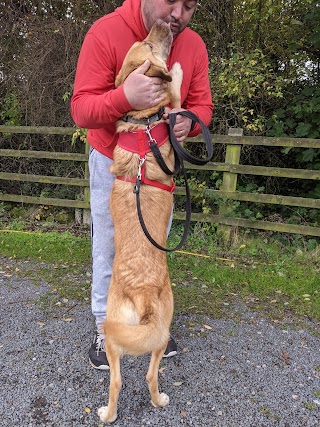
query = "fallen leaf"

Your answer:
(203, 324), (212, 330)
(280, 350), (290, 365)
(37, 322), (45, 327)
(84, 407), (91, 414)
